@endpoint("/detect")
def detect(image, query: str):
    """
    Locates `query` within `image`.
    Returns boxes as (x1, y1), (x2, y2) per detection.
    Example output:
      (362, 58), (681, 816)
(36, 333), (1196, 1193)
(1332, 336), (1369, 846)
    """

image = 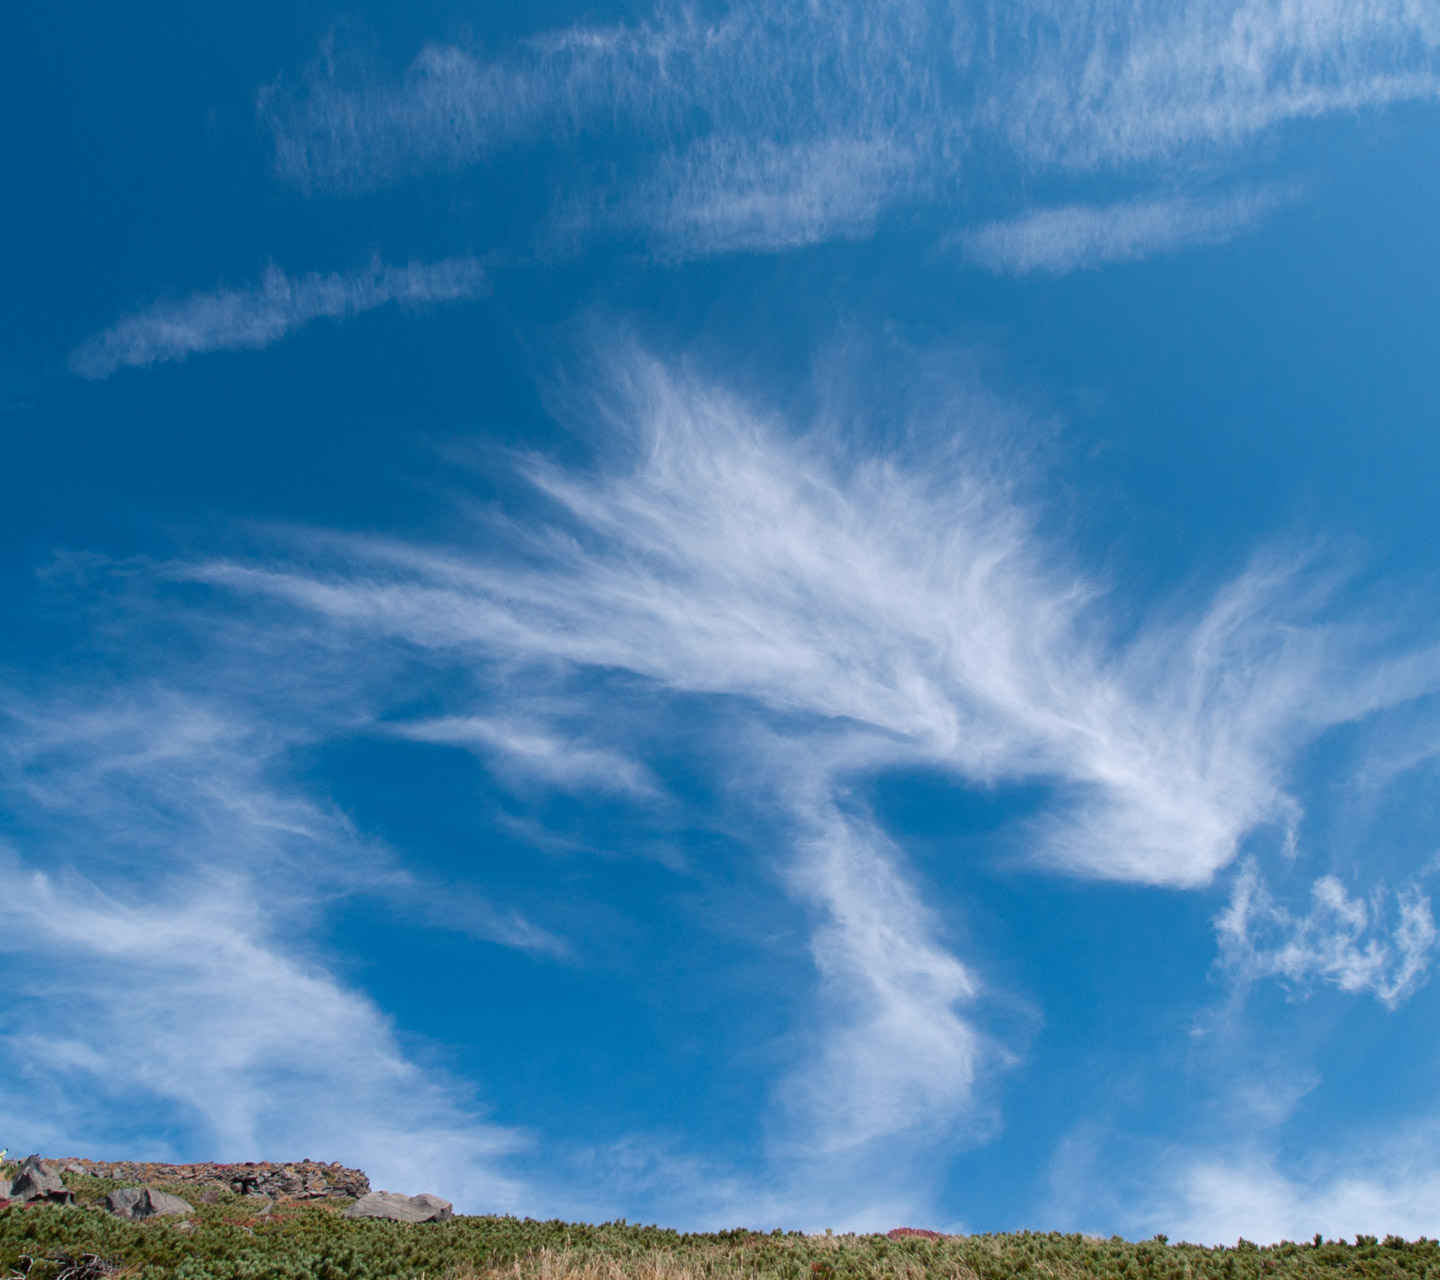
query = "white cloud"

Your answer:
(258, 1), (1440, 256)
(197, 349), (1435, 891)
(0, 856), (527, 1210)
(1217, 861), (1438, 1007)
(1045, 1092), (1440, 1244)
(960, 188), (1287, 275)
(642, 136), (911, 256)
(0, 684), (552, 1206)
(1145, 1133), (1440, 1244)
(0, 686), (561, 956)
(397, 713), (658, 796)
(1048, 1121), (1440, 1244)
(68, 256), (487, 379)
(262, 5), (943, 204)
(262, 43), (544, 195)
(1, 688), (561, 950)
(0, 688), (361, 883)
(0, 645), (977, 1225)
(782, 799), (990, 1153)
(13, 341), (1440, 1225)
(171, 345), (1440, 1206)
(1004, 0), (1440, 168)
(262, 8), (929, 254)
